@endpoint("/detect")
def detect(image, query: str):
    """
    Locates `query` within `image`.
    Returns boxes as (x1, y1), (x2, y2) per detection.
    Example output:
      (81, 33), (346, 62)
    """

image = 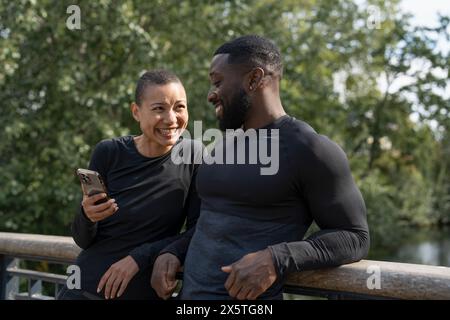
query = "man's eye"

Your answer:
(213, 81), (221, 87)
(176, 105), (186, 109)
